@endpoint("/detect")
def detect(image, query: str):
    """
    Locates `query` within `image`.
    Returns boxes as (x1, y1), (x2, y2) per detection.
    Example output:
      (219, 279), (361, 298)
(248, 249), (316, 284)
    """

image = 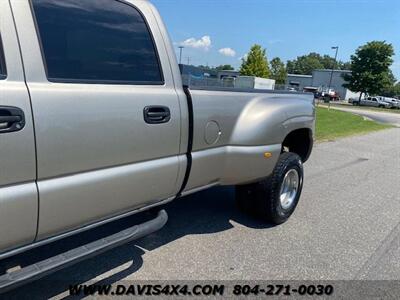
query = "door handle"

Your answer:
(0, 106), (25, 133)
(144, 106), (171, 124)
(0, 115), (21, 123)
